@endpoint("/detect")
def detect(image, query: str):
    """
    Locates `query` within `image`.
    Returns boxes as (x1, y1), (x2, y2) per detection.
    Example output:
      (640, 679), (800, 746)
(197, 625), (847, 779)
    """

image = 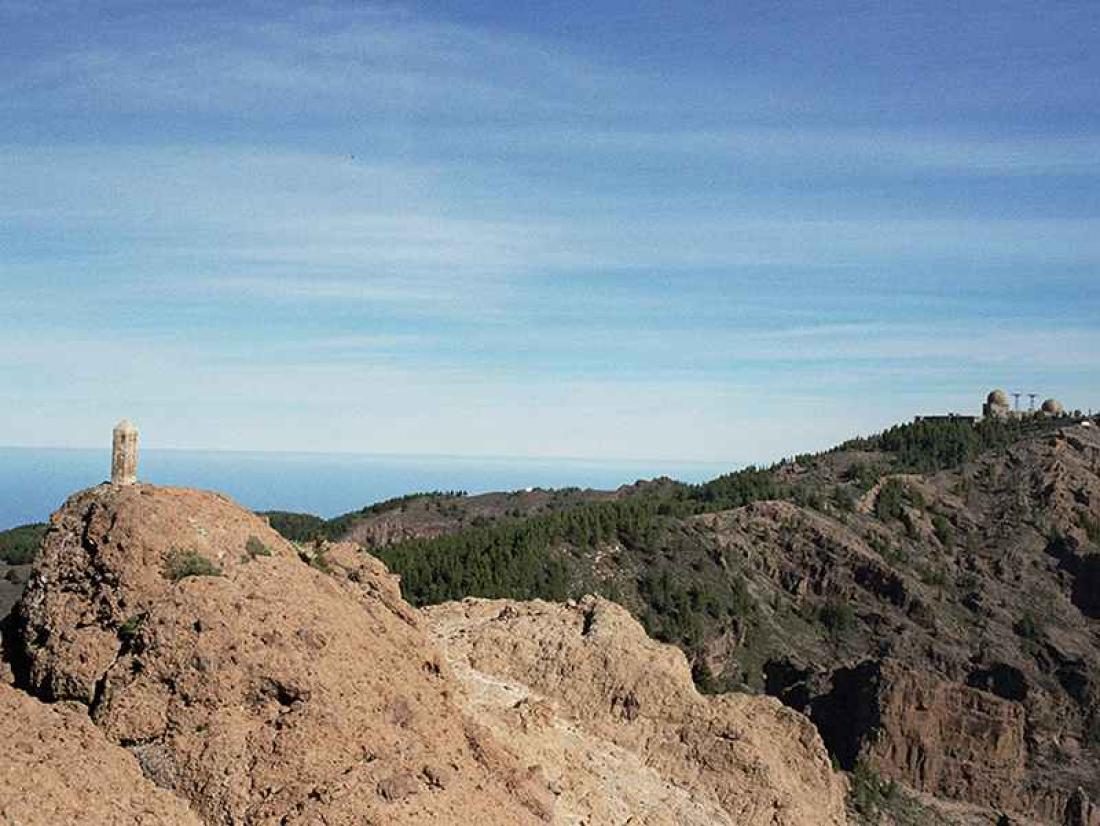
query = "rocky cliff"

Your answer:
(0, 482), (847, 825)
